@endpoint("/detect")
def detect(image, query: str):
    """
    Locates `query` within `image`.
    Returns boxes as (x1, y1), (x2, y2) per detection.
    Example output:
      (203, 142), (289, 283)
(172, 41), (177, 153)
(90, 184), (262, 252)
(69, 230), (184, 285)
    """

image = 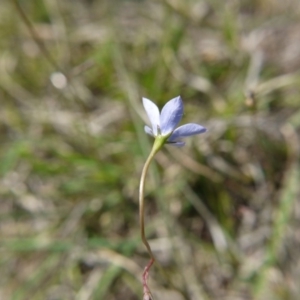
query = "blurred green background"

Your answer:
(1, 0), (300, 299)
